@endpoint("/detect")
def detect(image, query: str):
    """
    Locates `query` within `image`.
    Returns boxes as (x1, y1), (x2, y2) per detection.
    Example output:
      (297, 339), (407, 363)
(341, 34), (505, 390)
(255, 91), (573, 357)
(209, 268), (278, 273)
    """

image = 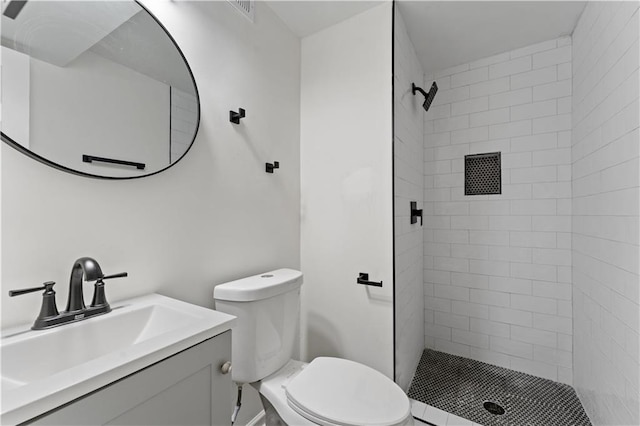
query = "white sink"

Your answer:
(1, 293), (236, 425)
